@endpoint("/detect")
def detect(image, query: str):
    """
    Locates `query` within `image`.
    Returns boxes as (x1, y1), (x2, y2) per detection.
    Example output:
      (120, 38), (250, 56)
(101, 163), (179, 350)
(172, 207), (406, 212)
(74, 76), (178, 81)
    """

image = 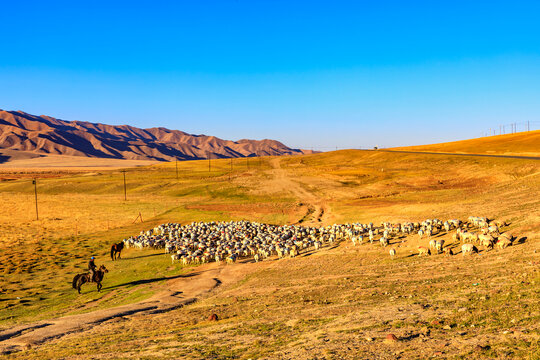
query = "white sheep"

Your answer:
(461, 244), (478, 255)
